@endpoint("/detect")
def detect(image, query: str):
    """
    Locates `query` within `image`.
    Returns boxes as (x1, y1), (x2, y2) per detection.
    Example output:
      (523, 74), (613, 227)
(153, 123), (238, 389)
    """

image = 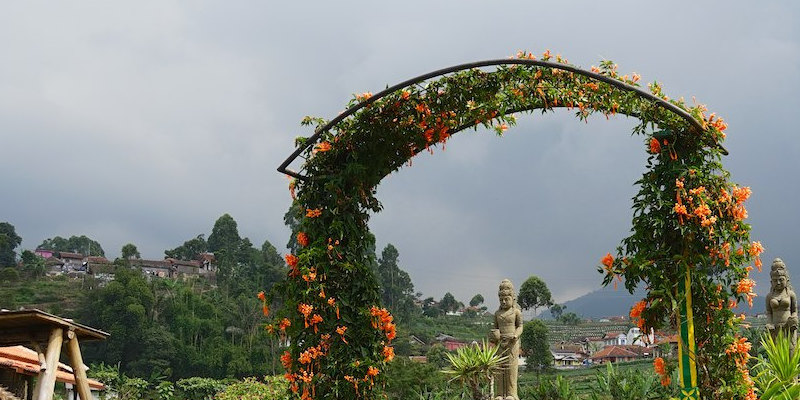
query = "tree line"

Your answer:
(1, 216), (572, 380)
(0, 216), (287, 380)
